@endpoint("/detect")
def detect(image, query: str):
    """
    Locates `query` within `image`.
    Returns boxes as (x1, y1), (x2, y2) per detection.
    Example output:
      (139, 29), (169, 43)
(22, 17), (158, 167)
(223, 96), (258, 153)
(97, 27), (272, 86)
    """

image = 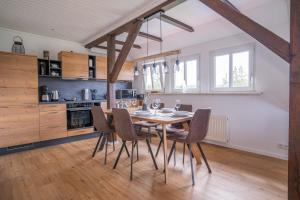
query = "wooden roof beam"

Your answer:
(110, 20), (143, 83)
(138, 32), (162, 42)
(115, 40), (141, 49)
(85, 0), (186, 48)
(198, 0), (290, 63)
